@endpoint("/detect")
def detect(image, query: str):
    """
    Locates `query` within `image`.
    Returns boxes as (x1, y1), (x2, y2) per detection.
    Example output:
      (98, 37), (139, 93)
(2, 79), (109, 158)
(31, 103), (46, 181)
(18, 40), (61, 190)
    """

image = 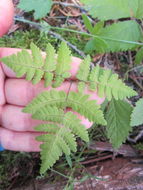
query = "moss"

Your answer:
(0, 29), (86, 57)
